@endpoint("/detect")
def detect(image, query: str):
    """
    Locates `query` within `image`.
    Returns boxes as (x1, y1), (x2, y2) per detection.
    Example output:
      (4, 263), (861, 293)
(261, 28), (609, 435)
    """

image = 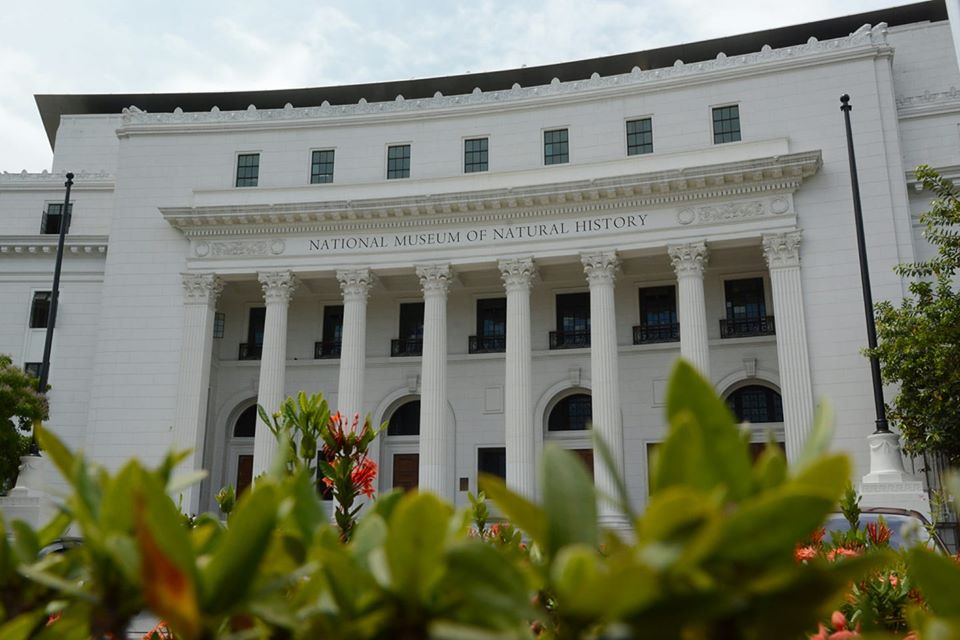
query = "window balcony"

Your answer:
(239, 343), (262, 360)
(633, 322), (680, 345)
(549, 330), (590, 350)
(719, 315), (776, 339)
(468, 334), (506, 354)
(391, 338), (423, 357)
(314, 340), (341, 359)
